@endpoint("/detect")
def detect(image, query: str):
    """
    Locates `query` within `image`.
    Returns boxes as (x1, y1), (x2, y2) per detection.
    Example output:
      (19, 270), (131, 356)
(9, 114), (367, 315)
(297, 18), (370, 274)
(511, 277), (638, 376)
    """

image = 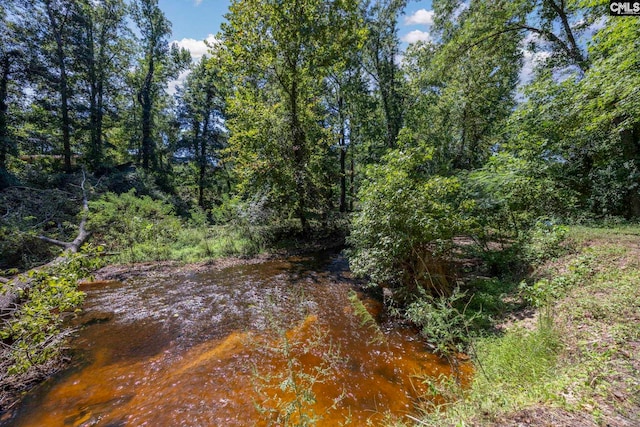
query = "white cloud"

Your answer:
(173, 34), (218, 62)
(519, 34), (551, 85)
(194, 0), (202, 5)
(402, 30), (431, 44)
(168, 34), (219, 95)
(404, 9), (434, 26)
